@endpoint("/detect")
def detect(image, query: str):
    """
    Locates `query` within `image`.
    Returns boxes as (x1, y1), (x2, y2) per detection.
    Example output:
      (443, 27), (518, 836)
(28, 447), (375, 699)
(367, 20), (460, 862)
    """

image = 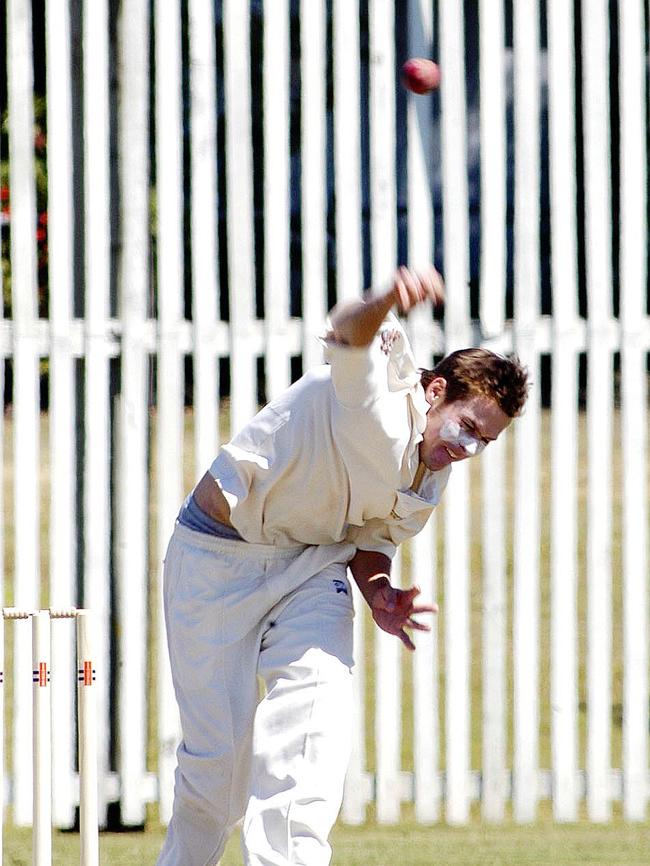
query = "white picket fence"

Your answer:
(1, 0), (648, 829)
